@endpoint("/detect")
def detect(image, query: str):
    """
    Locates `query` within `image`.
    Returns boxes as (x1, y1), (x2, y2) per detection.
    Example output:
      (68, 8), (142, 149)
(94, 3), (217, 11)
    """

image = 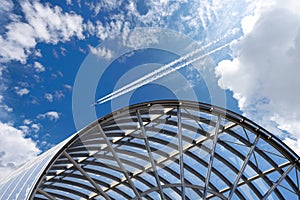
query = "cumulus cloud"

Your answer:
(33, 61), (45, 72)
(31, 123), (40, 133)
(215, 0), (300, 151)
(0, 121), (40, 179)
(44, 90), (65, 102)
(0, 0), (84, 63)
(44, 93), (53, 102)
(0, 23), (36, 63)
(22, 1), (84, 43)
(38, 111), (60, 121)
(14, 87), (30, 96)
(88, 45), (114, 60)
